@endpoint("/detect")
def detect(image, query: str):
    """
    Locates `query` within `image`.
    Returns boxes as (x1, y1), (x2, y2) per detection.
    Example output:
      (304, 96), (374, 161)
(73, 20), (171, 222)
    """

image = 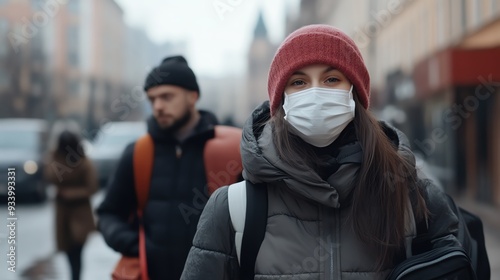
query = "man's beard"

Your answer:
(159, 108), (192, 134)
